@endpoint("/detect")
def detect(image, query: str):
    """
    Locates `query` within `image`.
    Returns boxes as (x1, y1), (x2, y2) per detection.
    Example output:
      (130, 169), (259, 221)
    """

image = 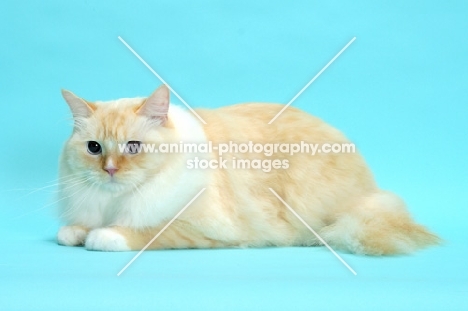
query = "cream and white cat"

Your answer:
(57, 85), (440, 255)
